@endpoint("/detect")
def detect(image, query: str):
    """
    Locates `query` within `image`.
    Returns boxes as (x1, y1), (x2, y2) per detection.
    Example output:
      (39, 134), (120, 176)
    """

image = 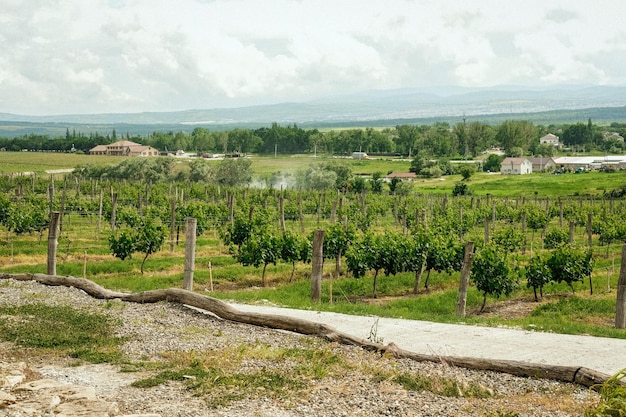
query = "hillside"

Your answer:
(1, 85), (626, 137)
